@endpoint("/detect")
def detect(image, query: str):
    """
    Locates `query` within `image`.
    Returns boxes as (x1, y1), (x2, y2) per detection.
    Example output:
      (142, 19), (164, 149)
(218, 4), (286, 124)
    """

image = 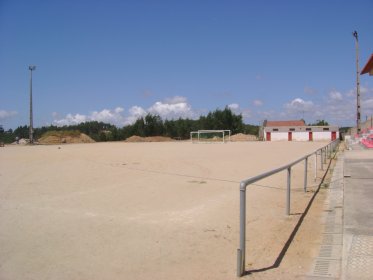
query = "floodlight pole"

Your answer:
(353, 31), (361, 135)
(29, 65), (36, 144)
